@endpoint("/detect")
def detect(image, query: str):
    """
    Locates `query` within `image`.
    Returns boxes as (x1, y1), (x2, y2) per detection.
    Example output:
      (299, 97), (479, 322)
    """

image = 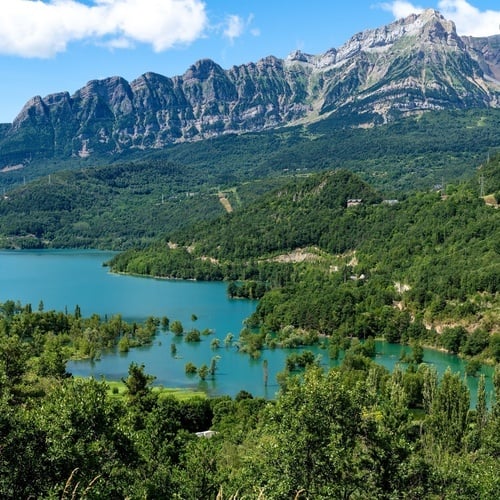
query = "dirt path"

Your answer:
(218, 193), (233, 213)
